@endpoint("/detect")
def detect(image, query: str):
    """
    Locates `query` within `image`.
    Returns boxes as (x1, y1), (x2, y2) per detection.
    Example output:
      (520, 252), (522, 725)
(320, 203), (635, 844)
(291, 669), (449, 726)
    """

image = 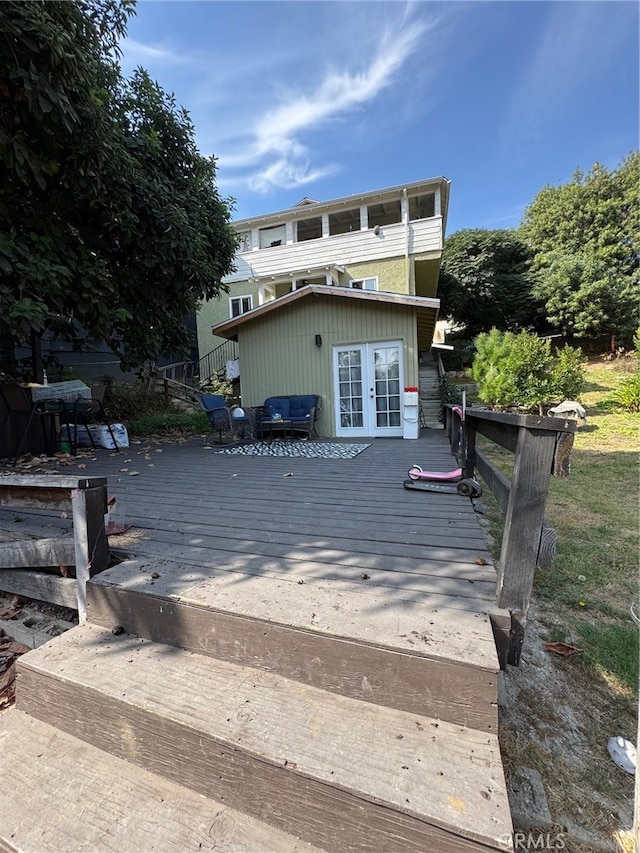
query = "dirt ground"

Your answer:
(500, 598), (637, 852)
